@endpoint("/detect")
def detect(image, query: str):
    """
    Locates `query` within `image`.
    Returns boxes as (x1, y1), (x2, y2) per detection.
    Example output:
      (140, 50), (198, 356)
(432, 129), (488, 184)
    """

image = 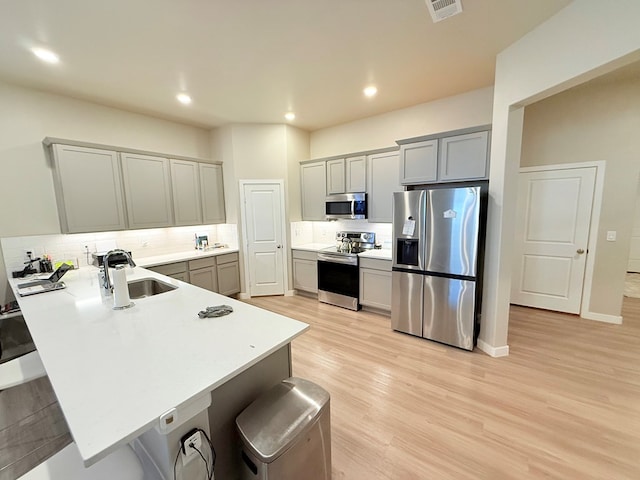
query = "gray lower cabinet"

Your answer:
(147, 261), (189, 281)
(292, 250), (318, 293)
(148, 253), (240, 296)
(169, 271), (190, 283)
(50, 144), (127, 233)
(359, 257), (392, 312)
(216, 253), (241, 296)
(189, 257), (218, 292)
